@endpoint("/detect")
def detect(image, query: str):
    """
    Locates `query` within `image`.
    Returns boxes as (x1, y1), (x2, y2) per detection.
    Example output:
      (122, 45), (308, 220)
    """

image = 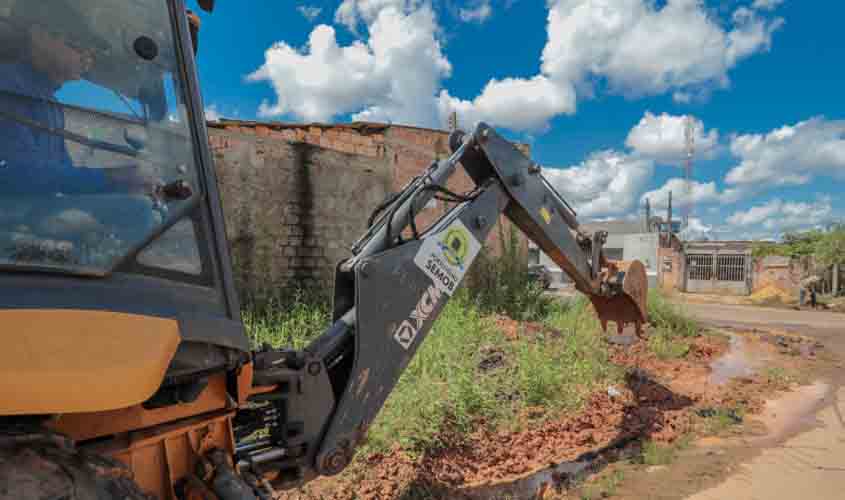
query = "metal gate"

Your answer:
(686, 253), (748, 294)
